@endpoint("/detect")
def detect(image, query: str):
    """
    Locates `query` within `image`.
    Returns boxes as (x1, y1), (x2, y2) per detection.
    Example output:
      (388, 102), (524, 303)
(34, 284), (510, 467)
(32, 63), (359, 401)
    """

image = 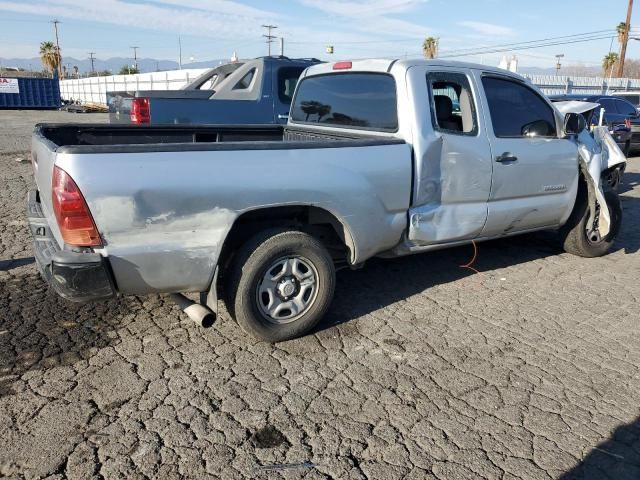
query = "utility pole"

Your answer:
(280, 37), (284, 56)
(131, 46), (139, 71)
(88, 52), (96, 75)
(261, 24), (278, 56)
(555, 54), (564, 75)
(51, 19), (63, 78)
(617, 0), (634, 77)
